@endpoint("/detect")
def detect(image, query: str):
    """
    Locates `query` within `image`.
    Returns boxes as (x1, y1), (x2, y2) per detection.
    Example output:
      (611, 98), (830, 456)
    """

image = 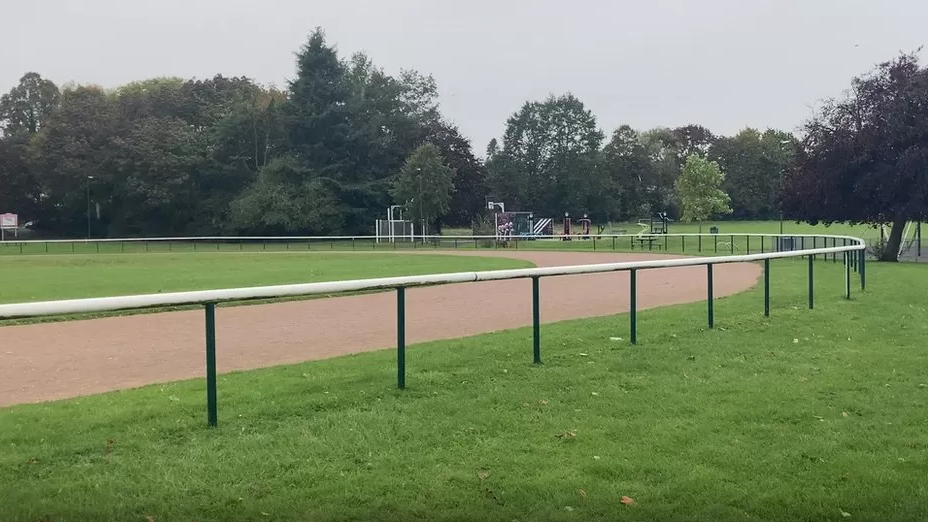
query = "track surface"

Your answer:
(0, 251), (761, 407)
